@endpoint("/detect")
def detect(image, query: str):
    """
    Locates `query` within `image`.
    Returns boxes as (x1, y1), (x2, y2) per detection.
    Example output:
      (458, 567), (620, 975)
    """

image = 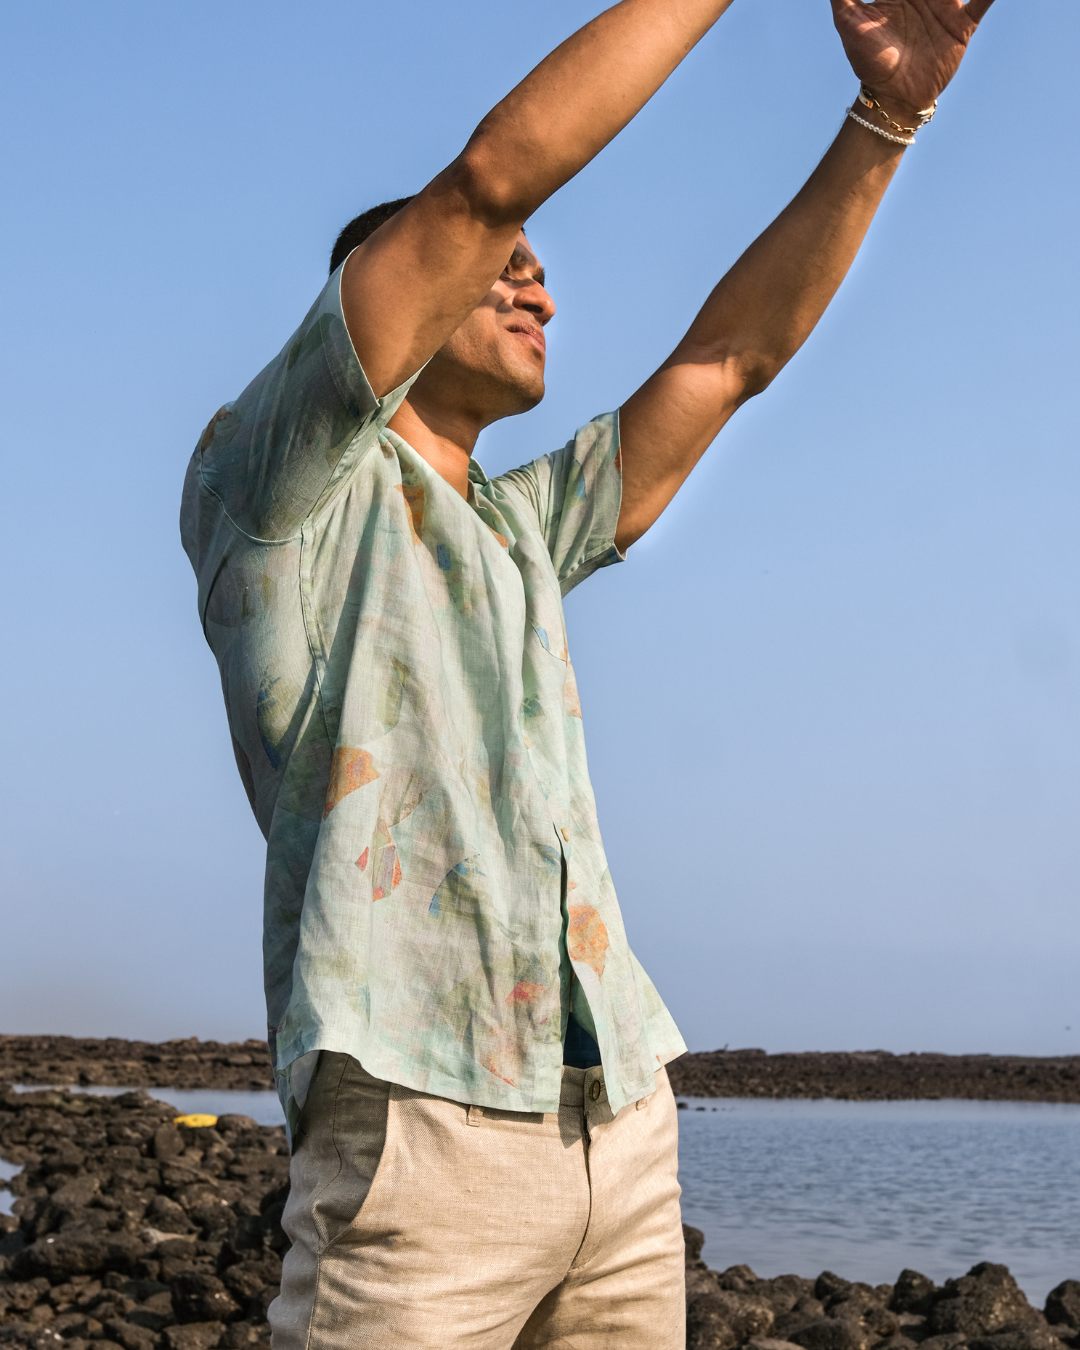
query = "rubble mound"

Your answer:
(667, 1050), (1080, 1104)
(1, 1086), (285, 1350)
(0, 1040), (273, 1093)
(683, 1227), (1080, 1350)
